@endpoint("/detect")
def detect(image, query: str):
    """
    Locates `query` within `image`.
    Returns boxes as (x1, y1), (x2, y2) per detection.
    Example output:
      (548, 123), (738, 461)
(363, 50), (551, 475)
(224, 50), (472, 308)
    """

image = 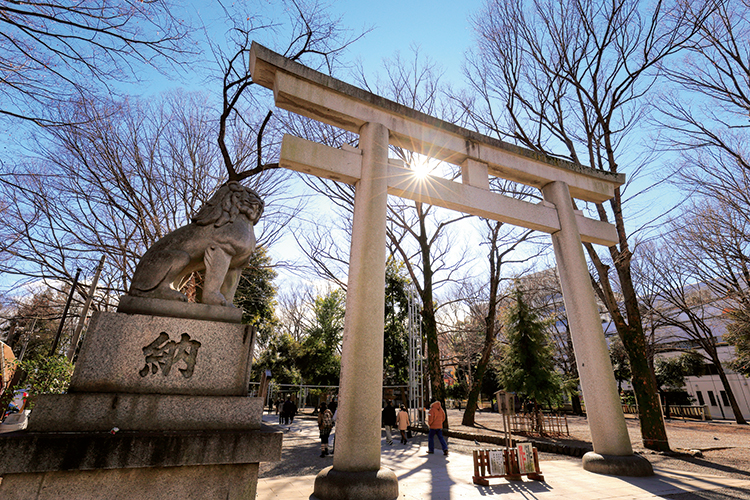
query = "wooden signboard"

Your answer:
(472, 445), (544, 486)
